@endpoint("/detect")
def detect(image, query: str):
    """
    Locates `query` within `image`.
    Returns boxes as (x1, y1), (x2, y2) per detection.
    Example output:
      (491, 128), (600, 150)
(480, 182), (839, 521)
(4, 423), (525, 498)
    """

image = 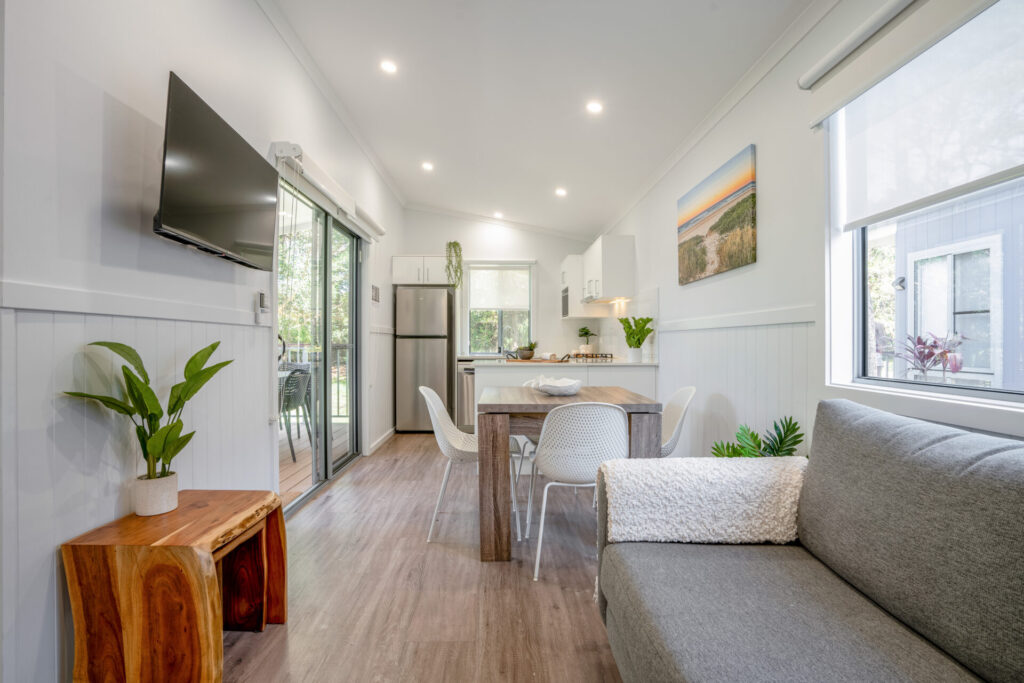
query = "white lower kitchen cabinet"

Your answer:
(472, 362), (658, 427)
